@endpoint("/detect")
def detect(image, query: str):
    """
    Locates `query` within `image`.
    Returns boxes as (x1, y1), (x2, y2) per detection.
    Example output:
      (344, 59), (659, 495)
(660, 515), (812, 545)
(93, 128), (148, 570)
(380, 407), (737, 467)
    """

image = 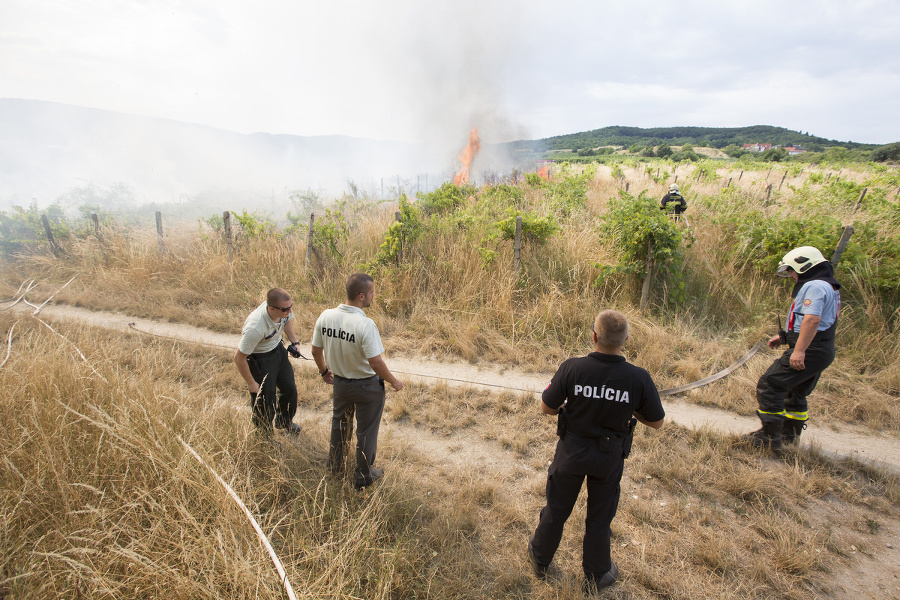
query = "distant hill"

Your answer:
(0, 99), (450, 206)
(513, 125), (879, 152)
(0, 99), (888, 210)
